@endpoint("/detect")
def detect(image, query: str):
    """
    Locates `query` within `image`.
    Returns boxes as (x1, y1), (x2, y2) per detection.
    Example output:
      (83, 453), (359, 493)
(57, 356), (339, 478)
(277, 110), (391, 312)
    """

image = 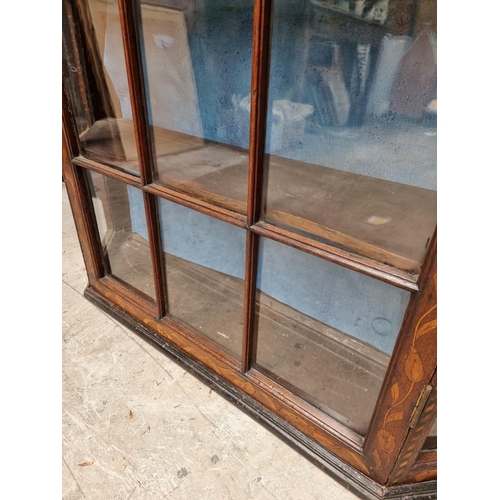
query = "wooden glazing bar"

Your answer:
(117, 0), (154, 185)
(241, 232), (259, 373)
(63, 86), (81, 159)
(247, 368), (364, 451)
(363, 231), (437, 484)
(241, 0), (273, 375)
(142, 192), (167, 318)
(63, 0), (93, 125)
(251, 222), (420, 292)
(247, 0), (273, 225)
(86, 282), (373, 476)
(143, 183), (247, 229)
(94, 277), (240, 371)
(63, 92), (104, 284)
(63, 146), (104, 285)
(72, 156), (142, 188)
